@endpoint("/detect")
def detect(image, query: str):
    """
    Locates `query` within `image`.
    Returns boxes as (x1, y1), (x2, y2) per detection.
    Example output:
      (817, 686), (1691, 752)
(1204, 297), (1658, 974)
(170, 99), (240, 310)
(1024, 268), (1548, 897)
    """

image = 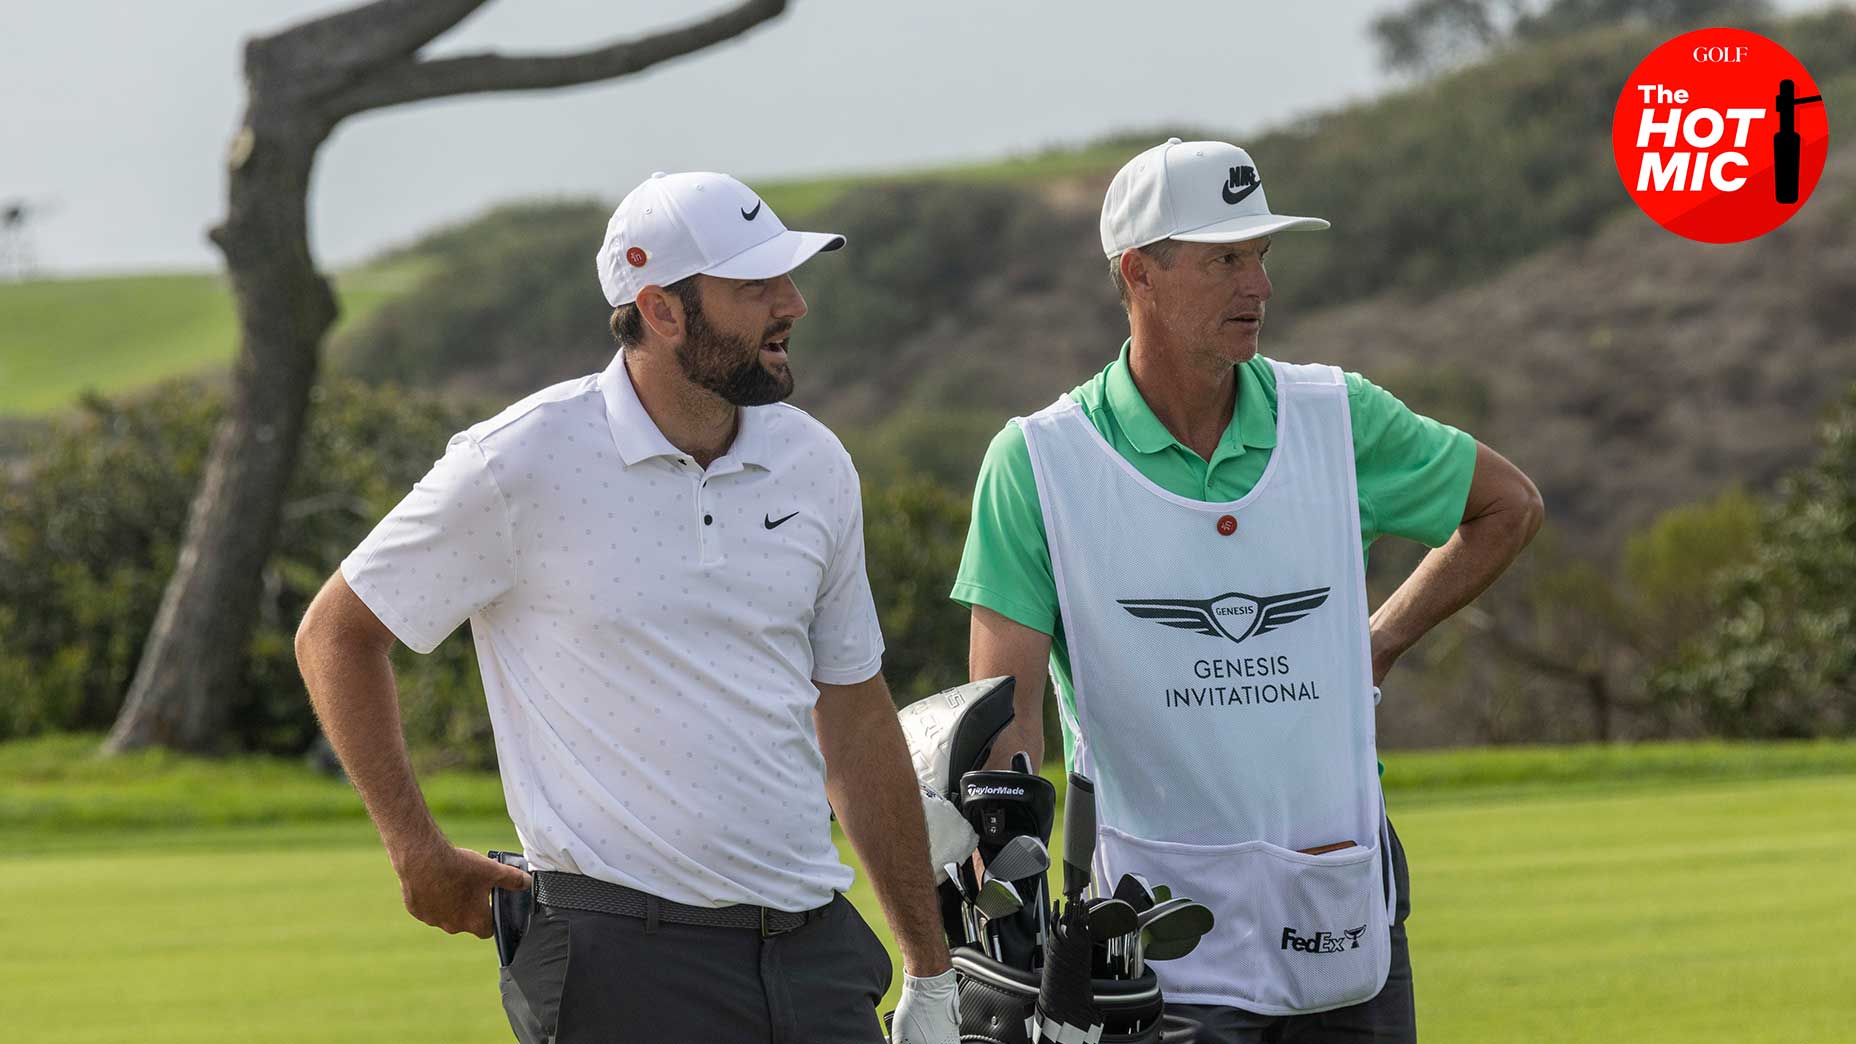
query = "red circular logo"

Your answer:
(625, 246), (648, 268)
(1612, 28), (1828, 243)
(1216, 514), (1237, 536)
